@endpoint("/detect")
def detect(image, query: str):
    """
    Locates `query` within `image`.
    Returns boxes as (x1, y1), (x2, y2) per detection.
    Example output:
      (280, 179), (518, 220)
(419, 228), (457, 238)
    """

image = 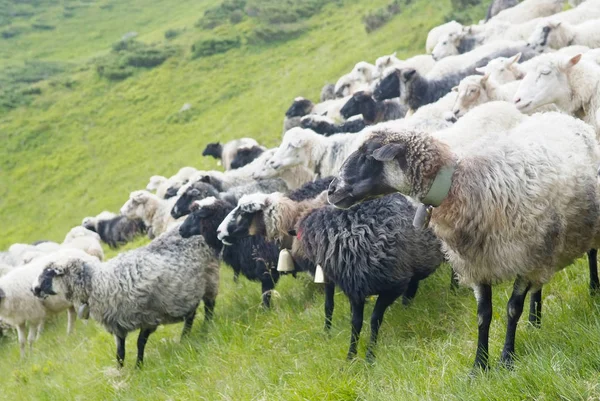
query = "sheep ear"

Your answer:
(561, 54), (582, 70)
(372, 143), (407, 162)
(199, 176), (211, 184)
(480, 73), (490, 86)
(391, 51), (397, 58)
(402, 69), (416, 82)
(289, 137), (305, 148)
(509, 53), (522, 65)
(475, 67), (486, 74)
